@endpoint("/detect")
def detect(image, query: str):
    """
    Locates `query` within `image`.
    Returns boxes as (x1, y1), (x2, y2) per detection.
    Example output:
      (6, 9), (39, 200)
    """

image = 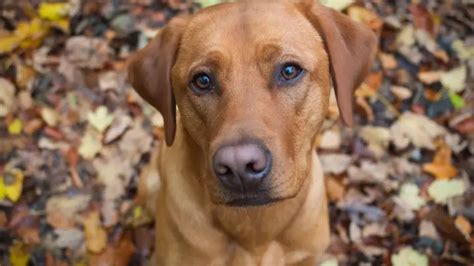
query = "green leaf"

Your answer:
(449, 92), (465, 110)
